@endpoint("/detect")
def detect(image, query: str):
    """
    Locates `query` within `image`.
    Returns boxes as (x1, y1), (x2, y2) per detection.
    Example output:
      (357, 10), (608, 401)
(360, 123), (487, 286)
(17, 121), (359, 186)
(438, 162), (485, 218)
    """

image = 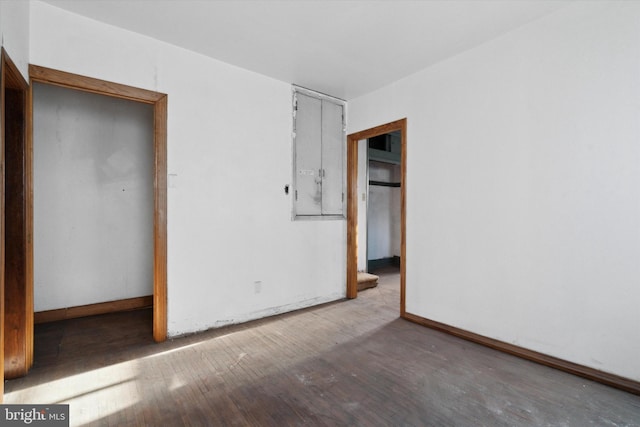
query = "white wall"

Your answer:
(349, 1), (640, 381)
(33, 83), (154, 311)
(30, 1), (346, 335)
(0, 0), (29, 79)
